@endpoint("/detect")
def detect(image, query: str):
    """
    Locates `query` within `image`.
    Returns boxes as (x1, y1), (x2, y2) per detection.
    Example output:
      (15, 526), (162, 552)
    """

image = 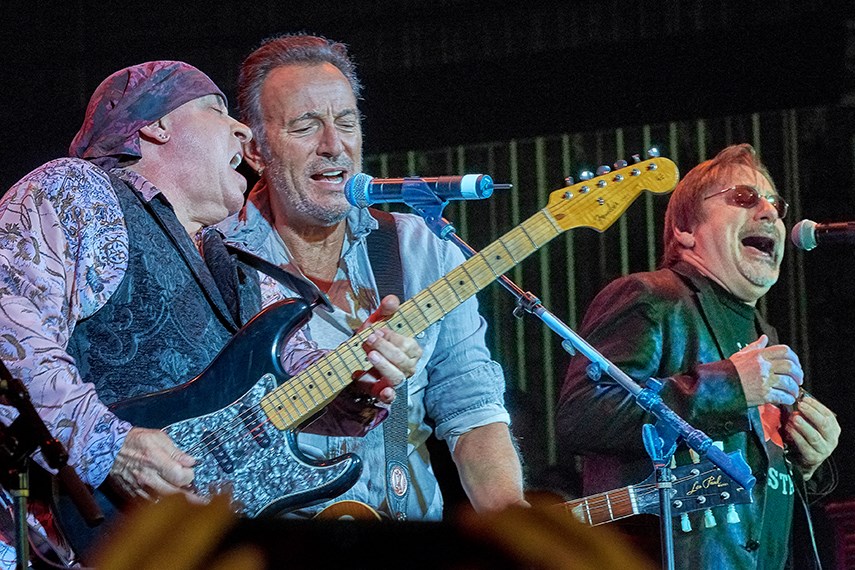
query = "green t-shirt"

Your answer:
(710, 282), (794, 570)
